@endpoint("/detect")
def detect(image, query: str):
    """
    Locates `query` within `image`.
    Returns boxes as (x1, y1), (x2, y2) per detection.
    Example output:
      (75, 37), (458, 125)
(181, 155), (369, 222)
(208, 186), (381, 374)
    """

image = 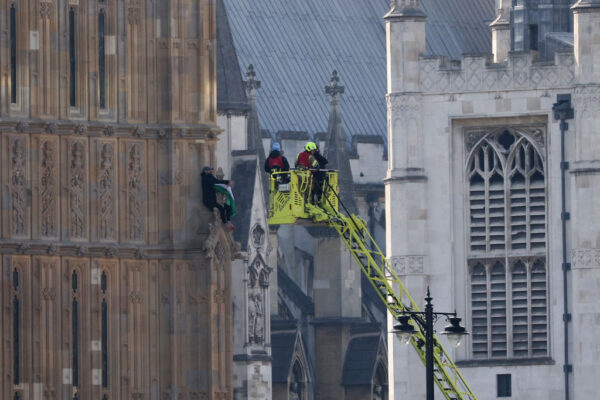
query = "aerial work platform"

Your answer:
(268, 169), (477, 400)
